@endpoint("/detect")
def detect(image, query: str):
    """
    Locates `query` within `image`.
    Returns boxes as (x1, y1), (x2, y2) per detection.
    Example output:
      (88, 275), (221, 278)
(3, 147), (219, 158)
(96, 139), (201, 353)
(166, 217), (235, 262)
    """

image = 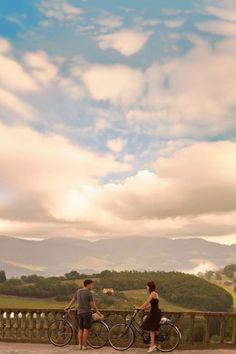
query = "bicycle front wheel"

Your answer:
(48, 320), (73, 347)
(157, 323), (180, 352)
(109, 323), (135, 351)
(88, 321), (109, 348)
